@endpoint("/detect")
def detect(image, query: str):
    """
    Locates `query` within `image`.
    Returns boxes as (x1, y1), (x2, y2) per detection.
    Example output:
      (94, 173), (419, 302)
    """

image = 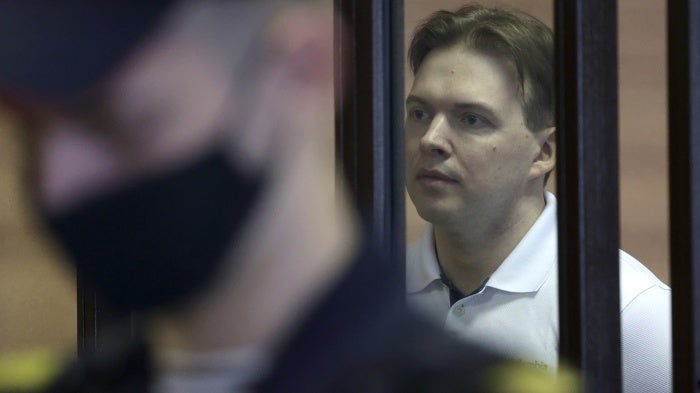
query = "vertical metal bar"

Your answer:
(668, 0), (700, 391)
(77, 276), (132, 357)
(334, 0), (404, 265)
(555, 0), (622, 391)
(389, 0), (405, 266)
(76, 274), (96, 357)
